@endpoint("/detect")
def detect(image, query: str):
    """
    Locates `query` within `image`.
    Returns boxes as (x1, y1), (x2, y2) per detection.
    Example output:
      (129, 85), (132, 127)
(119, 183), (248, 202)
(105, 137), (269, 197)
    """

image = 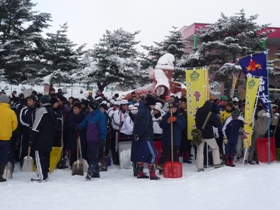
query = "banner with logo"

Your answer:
(186, 69), (209, 139)
(238, 52), (271, 115)
(243, 77), (261, 148)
